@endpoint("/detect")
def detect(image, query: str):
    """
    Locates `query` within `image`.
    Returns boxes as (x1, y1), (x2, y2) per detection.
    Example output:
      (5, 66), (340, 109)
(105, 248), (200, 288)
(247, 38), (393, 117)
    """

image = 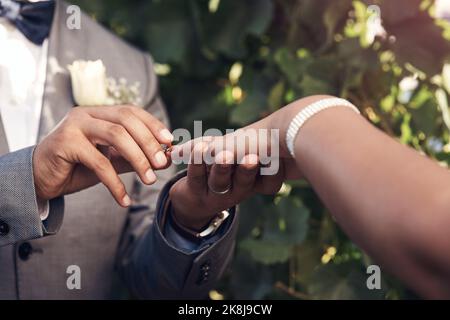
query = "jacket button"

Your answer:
(0, 220), (9, 236)
(18, 242), (33, 261)
(201, 264), (210, 272)
(197, 262), (211, 284)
